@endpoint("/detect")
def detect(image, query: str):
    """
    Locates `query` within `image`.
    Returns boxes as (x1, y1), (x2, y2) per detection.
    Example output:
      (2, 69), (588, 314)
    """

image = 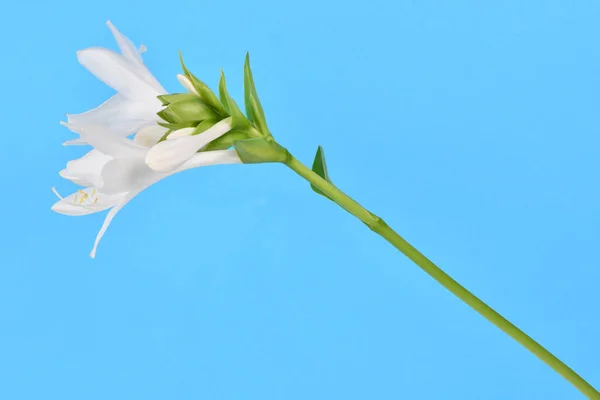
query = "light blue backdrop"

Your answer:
(0, 1), (598, 399)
